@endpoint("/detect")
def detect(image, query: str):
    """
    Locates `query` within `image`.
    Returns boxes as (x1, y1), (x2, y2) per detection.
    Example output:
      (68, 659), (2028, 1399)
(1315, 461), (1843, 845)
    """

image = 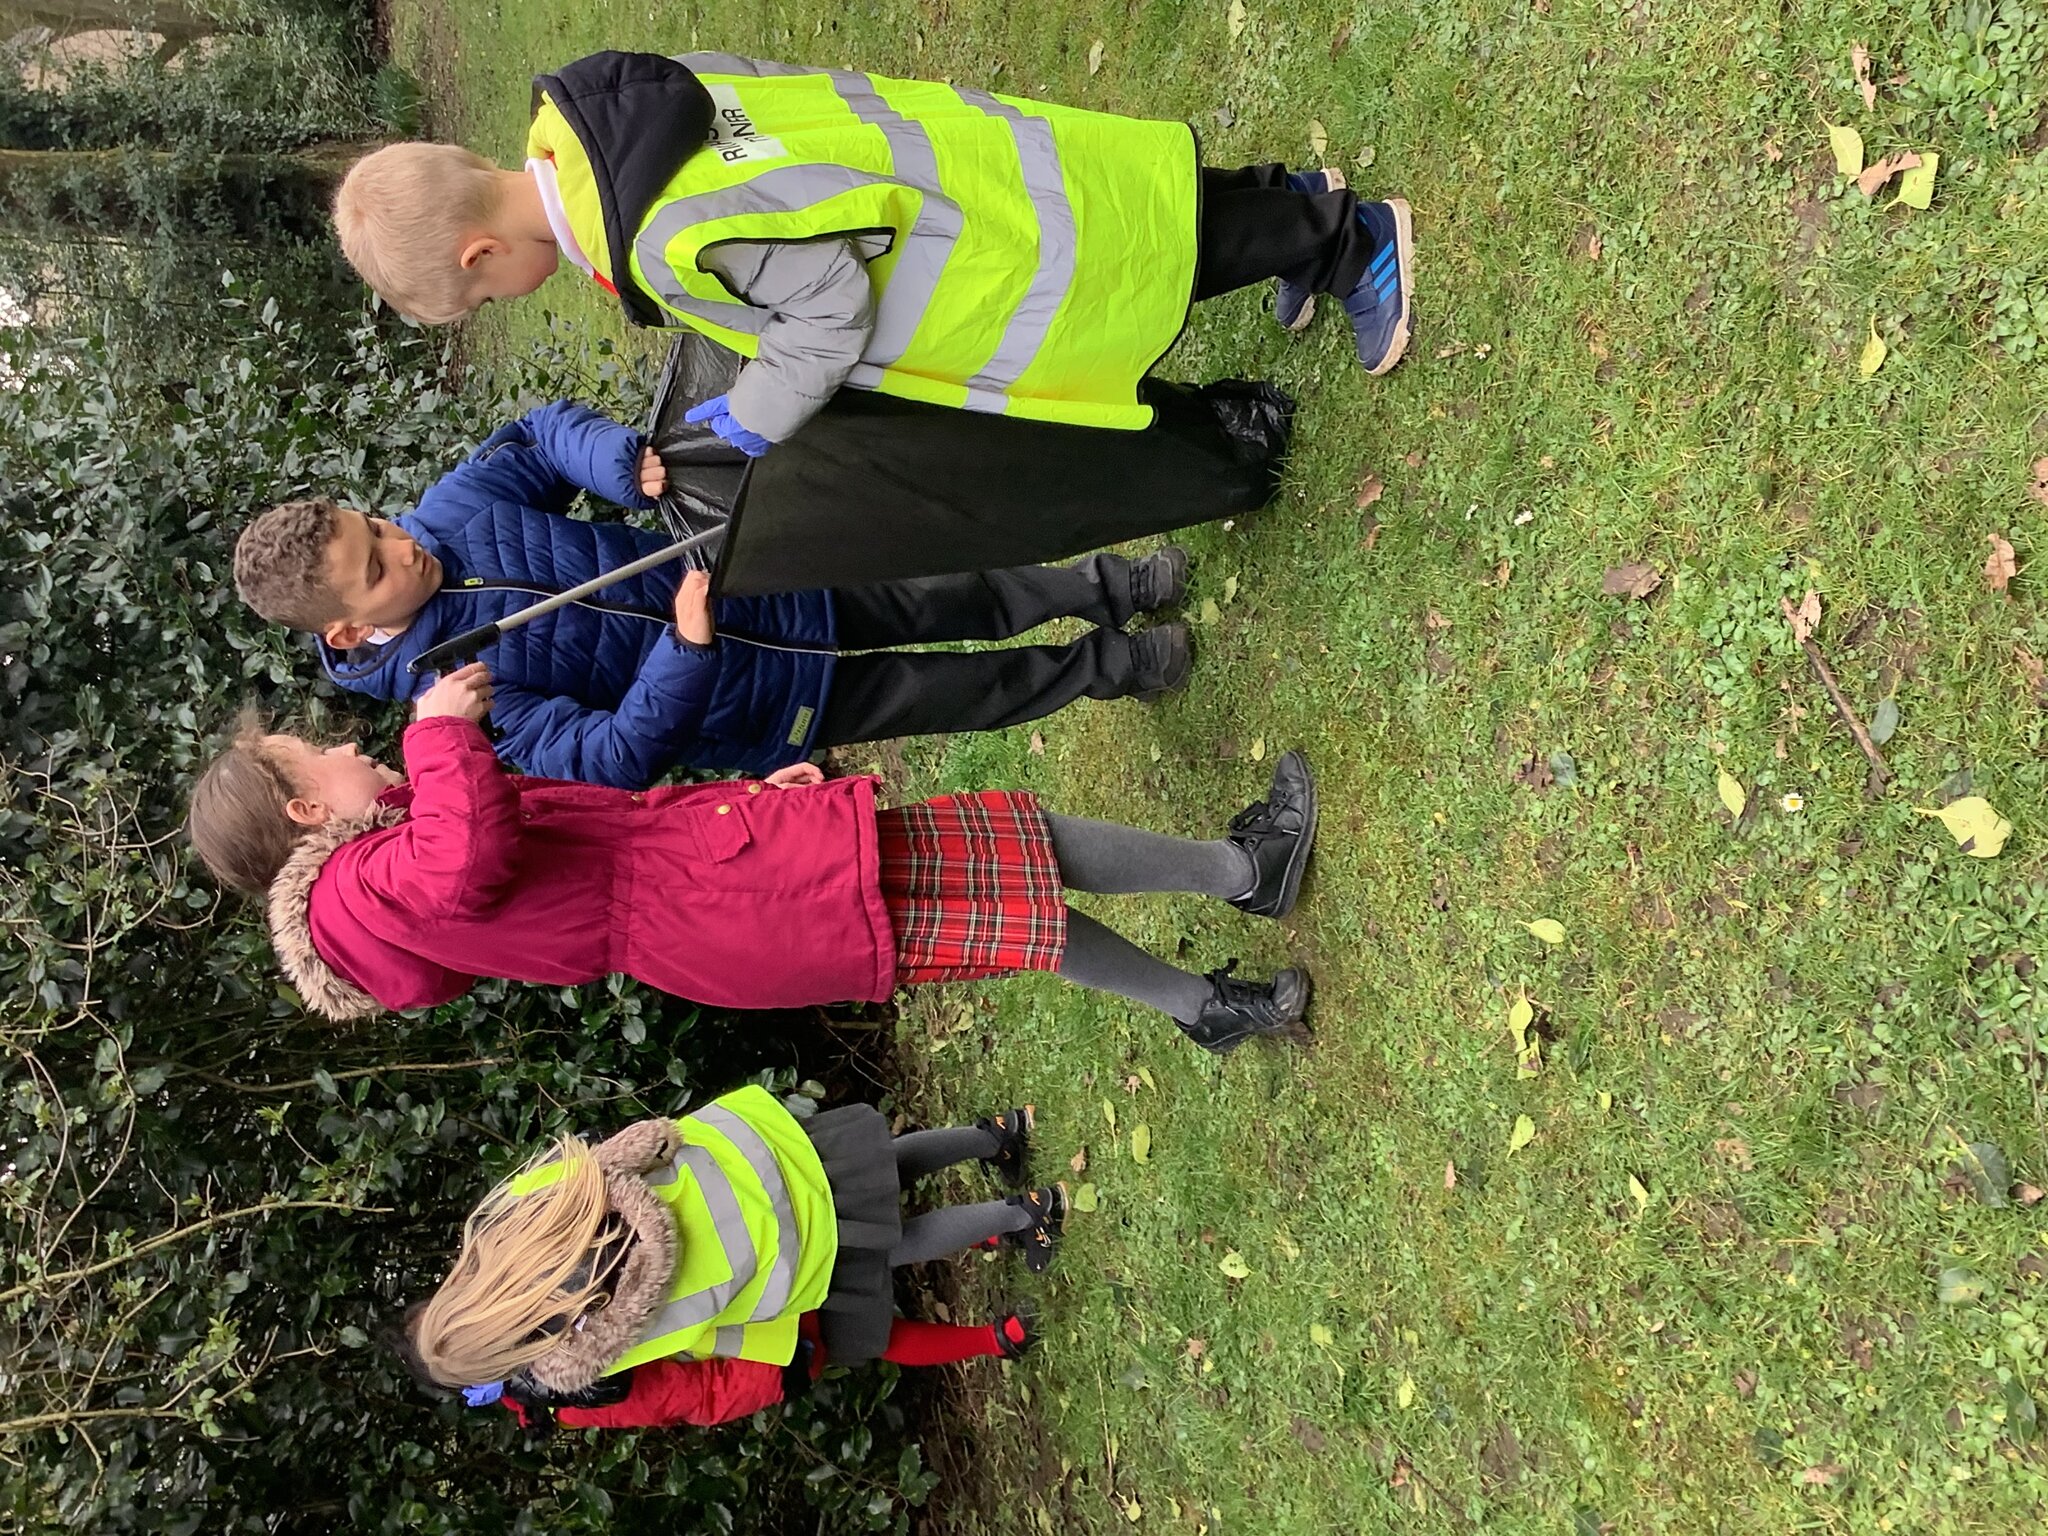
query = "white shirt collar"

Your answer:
(527, 156), (595, 279)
